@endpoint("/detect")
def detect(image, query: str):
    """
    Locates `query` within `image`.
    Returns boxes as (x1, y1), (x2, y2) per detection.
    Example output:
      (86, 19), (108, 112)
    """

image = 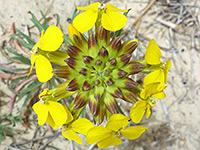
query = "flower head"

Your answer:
(86, 114), (148, 148)
(54, 25), (145, 124)
(28, 25), (64, 82)
(73, 2), (128, 33)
